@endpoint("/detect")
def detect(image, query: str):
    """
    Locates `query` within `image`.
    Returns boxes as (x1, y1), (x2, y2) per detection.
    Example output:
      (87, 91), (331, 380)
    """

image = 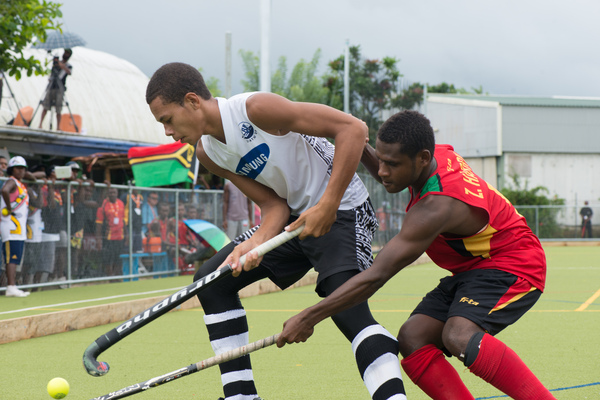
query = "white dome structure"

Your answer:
(0, 47), (171, 157)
